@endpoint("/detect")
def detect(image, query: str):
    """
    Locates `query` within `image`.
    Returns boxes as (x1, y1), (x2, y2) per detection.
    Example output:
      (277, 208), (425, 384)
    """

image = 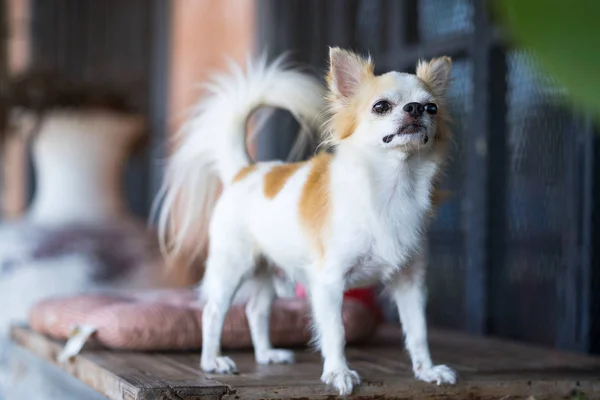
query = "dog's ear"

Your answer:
(416, 57), (452, 97)
(327, 47), (374, 103)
